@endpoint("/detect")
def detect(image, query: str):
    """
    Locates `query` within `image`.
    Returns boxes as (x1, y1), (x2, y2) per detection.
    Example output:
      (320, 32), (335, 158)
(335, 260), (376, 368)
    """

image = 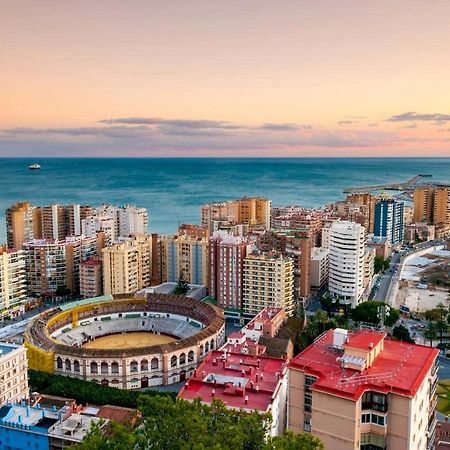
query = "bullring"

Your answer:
(25, 293), (225, 389)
